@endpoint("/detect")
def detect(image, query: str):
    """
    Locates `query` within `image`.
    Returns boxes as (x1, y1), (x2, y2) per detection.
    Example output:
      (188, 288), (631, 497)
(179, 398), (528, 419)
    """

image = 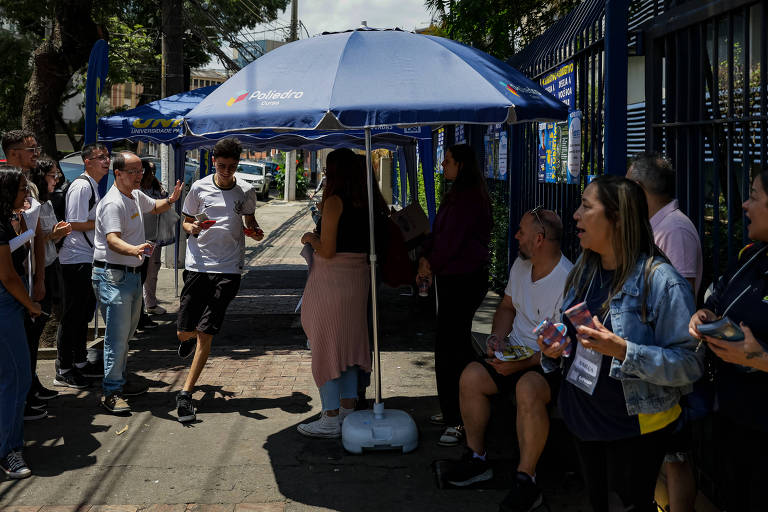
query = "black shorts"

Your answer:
(479, 357), (560, 399)
(177, 270), (241, 335)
